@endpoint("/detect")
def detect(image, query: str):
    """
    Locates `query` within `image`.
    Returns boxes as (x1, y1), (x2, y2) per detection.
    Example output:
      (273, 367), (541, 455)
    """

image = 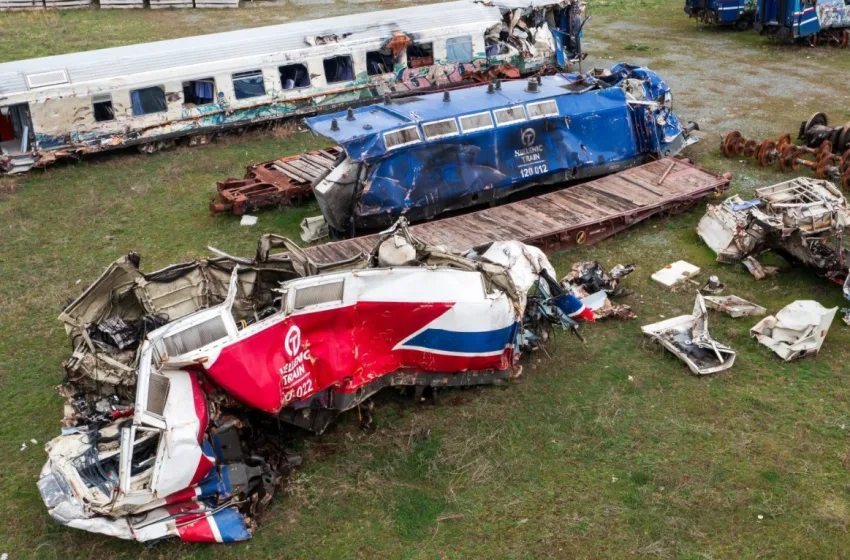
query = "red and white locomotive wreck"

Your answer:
(38, 221), (591, 543)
